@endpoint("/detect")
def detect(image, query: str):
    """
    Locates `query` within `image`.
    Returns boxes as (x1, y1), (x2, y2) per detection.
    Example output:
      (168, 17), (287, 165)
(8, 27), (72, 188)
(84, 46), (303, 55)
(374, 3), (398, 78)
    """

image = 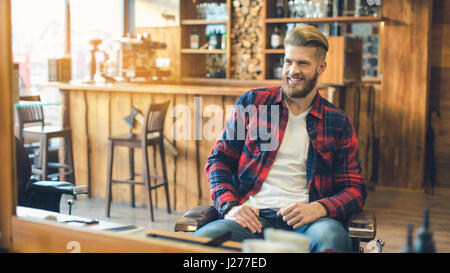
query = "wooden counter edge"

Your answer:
(11, 216), (240, 253)
(41, 81), (332, 97)
(40, 82), (264, 97)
